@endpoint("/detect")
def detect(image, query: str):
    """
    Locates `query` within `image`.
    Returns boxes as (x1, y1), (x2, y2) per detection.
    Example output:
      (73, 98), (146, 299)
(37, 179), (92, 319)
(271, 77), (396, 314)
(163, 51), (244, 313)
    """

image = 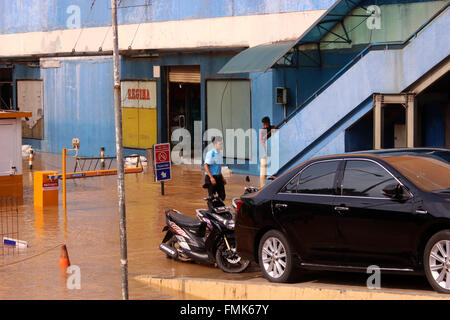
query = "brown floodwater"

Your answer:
(1, 152), (442, 300)
(0, 152), (260, 300)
